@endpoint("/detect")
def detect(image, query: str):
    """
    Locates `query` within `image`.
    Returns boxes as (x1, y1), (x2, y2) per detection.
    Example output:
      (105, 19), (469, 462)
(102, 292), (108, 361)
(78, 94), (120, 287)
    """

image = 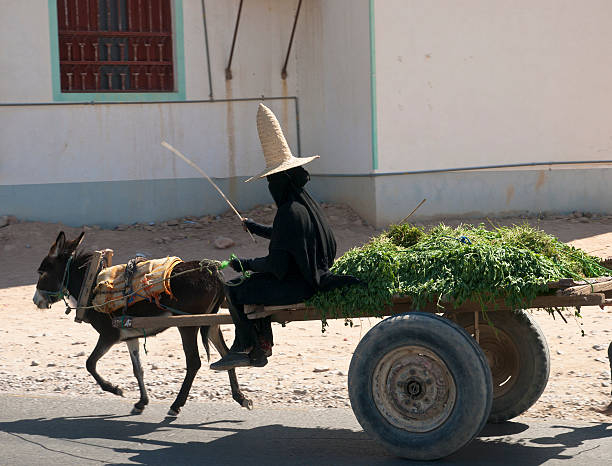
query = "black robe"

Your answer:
(224, 167), (358, 352)
(235, 169), (358, 295)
